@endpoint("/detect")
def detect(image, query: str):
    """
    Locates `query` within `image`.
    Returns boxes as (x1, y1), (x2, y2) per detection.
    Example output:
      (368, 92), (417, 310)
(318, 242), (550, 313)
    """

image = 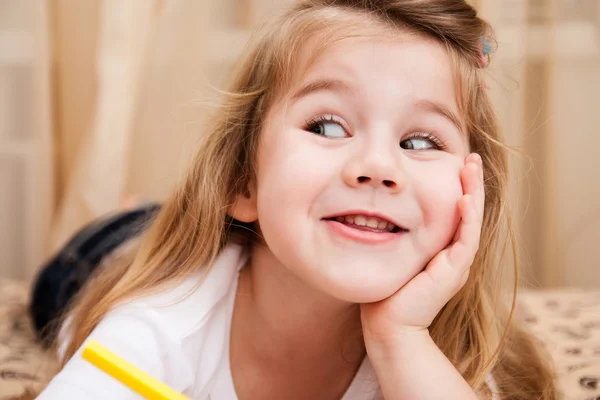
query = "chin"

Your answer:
(293, 252), (418, 304)
(318, 272), (406, 304)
